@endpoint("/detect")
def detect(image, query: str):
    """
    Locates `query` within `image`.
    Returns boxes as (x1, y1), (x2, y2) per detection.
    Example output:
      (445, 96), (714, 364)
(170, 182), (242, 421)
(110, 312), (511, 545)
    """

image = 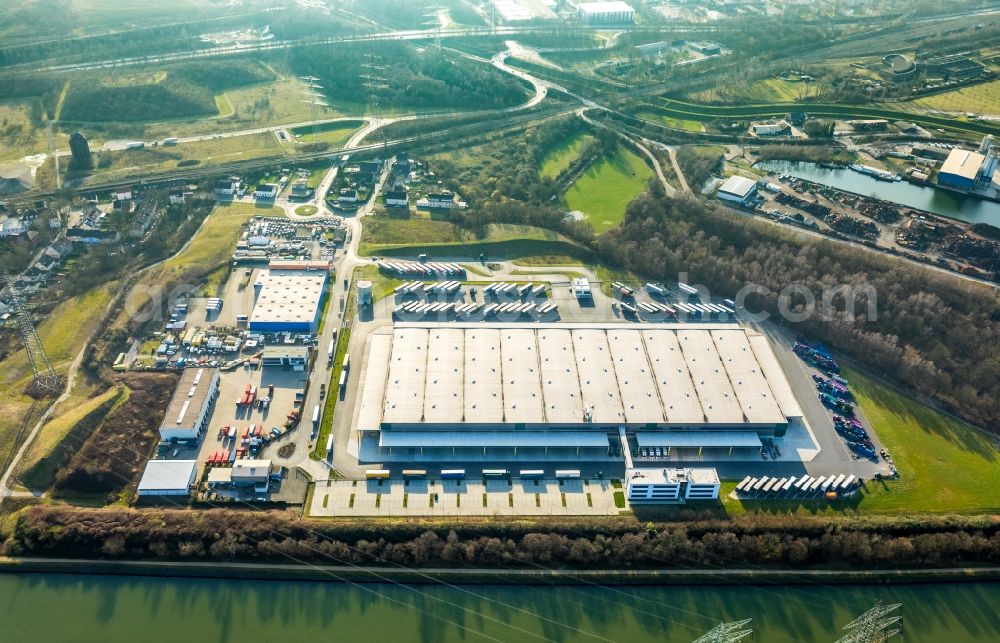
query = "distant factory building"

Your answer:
(938, 148), (986, 190)
(249, 259), (329, 333)
(491, 0), (557, 23)
(716, 175), (758, 206)
(576, 1), (635, 24)
(68, 132), (92, 170)
(158, 368), (220, 442)
(688, 41), (722, 56)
